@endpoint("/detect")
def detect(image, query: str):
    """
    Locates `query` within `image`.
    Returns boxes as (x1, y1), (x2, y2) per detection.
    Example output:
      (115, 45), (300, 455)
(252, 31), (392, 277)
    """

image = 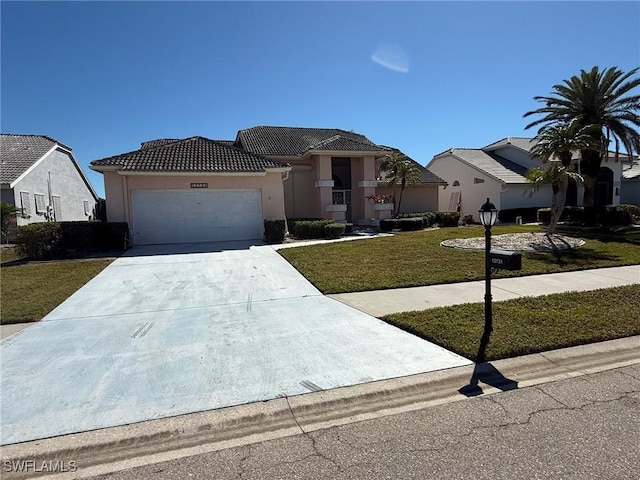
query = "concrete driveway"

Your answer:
(0, 241), (470, 445)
